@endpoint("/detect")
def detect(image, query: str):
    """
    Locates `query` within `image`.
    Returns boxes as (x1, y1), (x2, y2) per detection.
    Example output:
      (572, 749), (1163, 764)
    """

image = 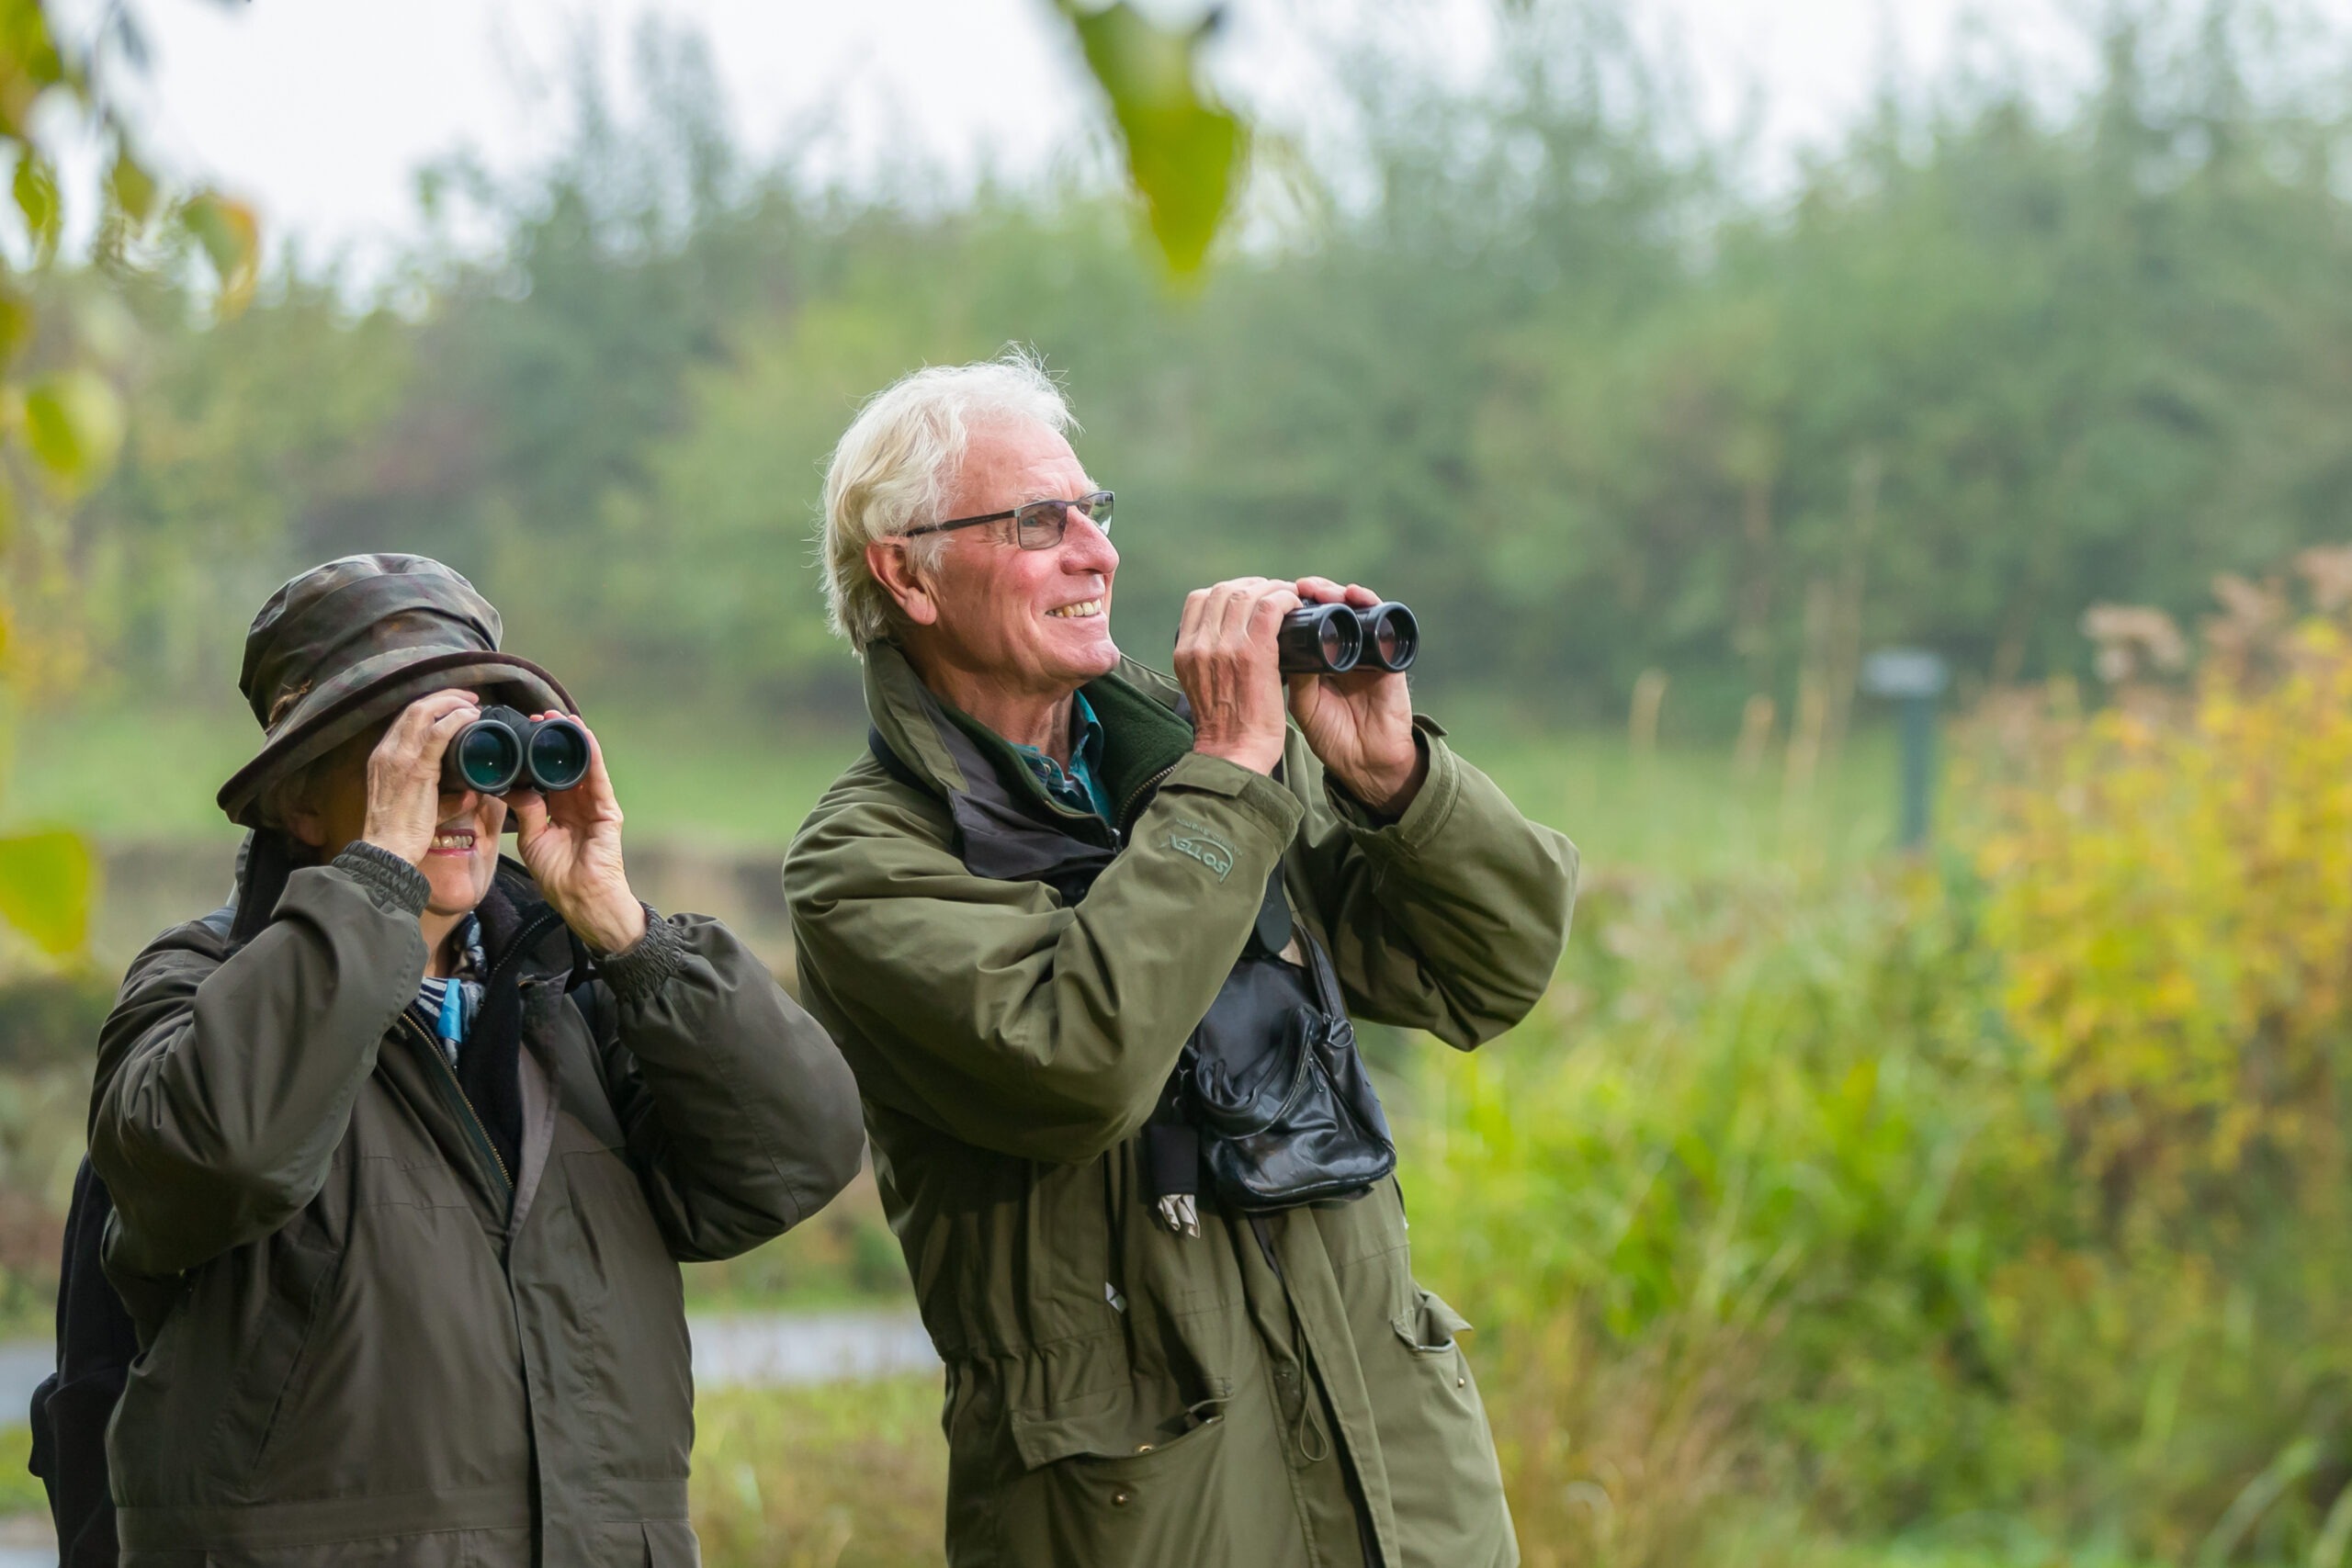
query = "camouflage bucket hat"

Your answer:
(215, 554), (576, 829)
